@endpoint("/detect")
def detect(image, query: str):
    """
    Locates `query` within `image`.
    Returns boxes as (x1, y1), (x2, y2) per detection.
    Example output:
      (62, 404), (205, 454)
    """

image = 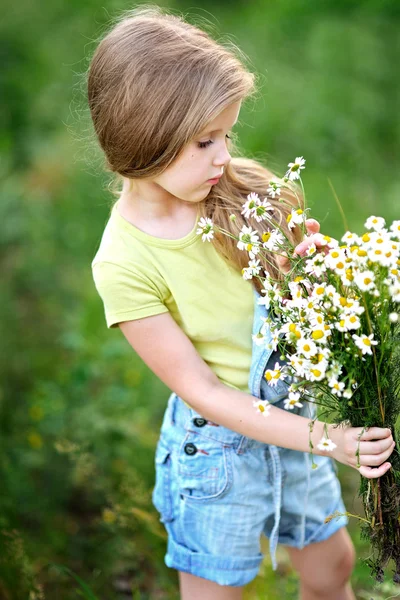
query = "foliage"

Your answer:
(2, 0), (400, 597)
